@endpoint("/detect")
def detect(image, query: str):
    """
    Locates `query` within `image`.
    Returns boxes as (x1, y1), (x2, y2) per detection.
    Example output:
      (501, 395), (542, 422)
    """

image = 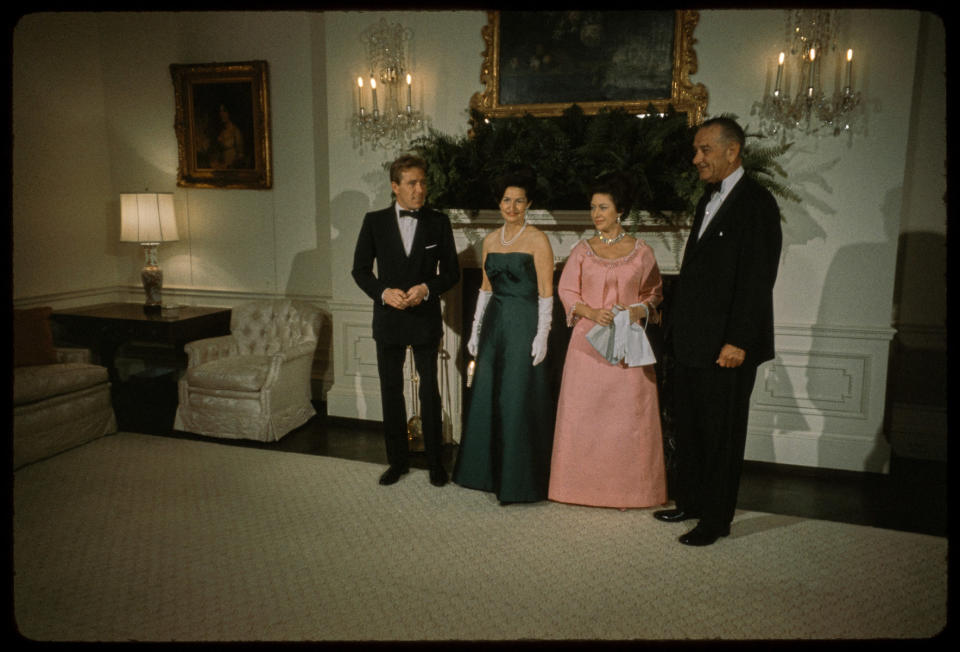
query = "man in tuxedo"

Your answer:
(657, 117), (782, 546)
(352, 154), (460, 487)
